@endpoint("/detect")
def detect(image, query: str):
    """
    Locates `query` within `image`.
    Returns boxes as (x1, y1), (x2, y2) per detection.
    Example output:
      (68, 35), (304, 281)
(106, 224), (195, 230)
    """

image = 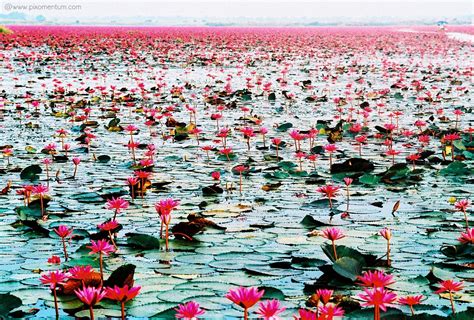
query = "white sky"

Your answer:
(1, 0), (472, 20)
